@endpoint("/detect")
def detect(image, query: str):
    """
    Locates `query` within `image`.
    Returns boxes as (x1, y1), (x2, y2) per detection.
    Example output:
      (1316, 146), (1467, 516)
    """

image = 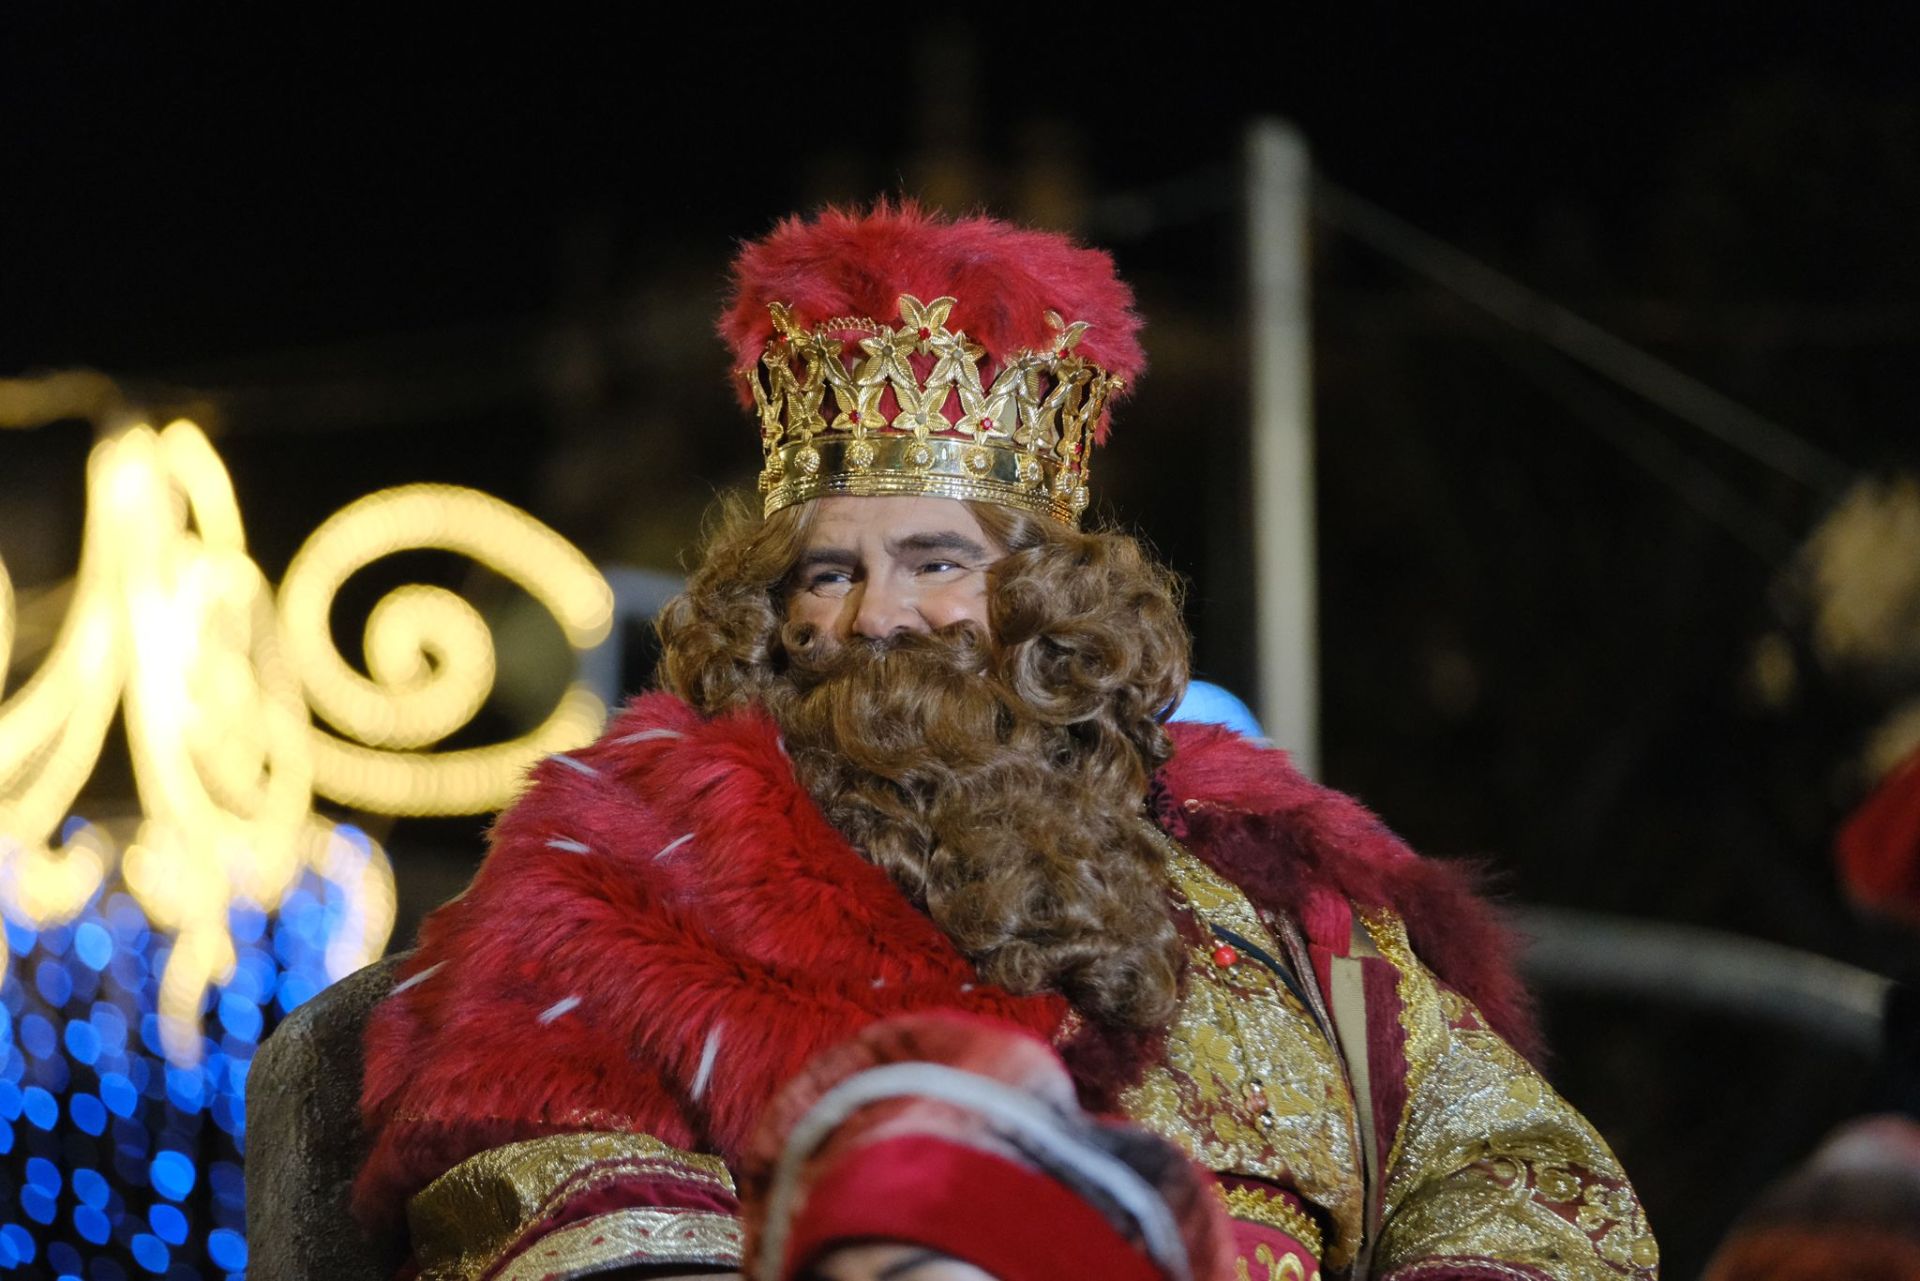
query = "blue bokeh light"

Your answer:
(5, 863), (355, 1275)
(26, 1156), (61, 1192)
(73, 1167), (109, 1208)
(73, 922), (113, 972)
(149, 1151), (195, 1201)
(21, 1185), (57, 1224)
(129, 1232), (168, 1274)
(66, 1018), (102, 1065)
(35, 958), (74, 1007)
(71, 1092), (107, 1135)
(98, 1073), (137, 1118)
(22, 1085), (57, 1129)
(205, 1229), (245, 1271)
(0, 1222), (34, 1265)
(148, 1202), (188, 1245)
(21, 1013), (57, 1060)
(76, 1202), (112, 1244)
